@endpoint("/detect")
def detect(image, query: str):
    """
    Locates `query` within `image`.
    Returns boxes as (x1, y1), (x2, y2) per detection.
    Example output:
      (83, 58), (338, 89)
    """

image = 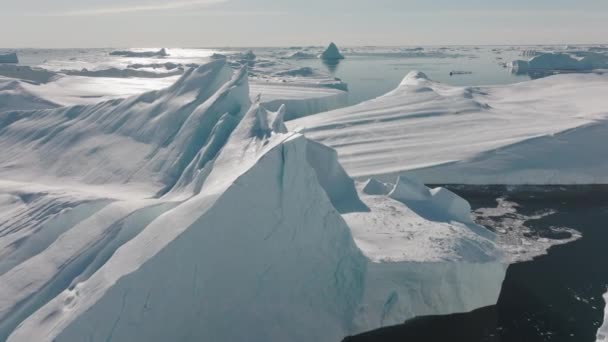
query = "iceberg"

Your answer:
(290, 71), (608, 184)
(0, 60), (504, 341)
(127, 62), (182, 70)
(250, 81), (348, 120)
(0, 53), (18, 64)
(0, 65), (60, 84)
(285, 51), (317, 59)
(109, 48), (168, 58)
(510, 52), (608, 74)
(319, 42), (345, 60)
